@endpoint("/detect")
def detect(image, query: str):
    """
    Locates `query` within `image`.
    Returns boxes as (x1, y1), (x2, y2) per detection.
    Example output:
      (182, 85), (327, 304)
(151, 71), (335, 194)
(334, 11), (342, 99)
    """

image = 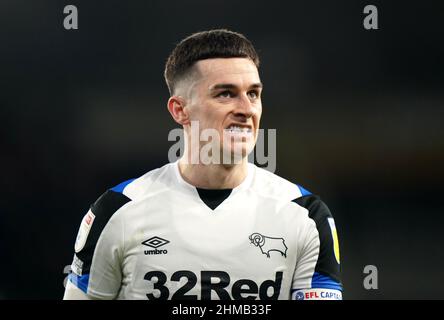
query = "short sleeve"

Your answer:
(290, 192), (343, 300)
(66, 189), (131, 299)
